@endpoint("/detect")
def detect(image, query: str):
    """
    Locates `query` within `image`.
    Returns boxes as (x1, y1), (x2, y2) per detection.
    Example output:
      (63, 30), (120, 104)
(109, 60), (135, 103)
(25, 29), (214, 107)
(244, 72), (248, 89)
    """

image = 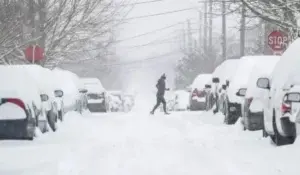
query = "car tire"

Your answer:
(270, 115), (295, 146)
